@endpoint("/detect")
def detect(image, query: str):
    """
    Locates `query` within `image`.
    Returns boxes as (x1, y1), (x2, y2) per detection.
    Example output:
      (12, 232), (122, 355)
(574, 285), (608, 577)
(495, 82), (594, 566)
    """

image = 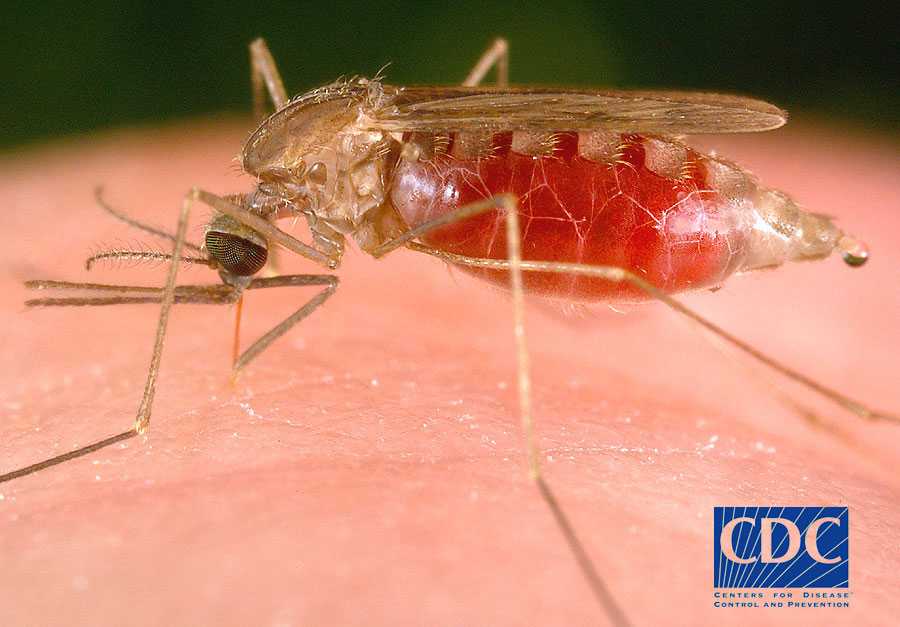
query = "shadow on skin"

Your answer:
(0, 118), (898, 625)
